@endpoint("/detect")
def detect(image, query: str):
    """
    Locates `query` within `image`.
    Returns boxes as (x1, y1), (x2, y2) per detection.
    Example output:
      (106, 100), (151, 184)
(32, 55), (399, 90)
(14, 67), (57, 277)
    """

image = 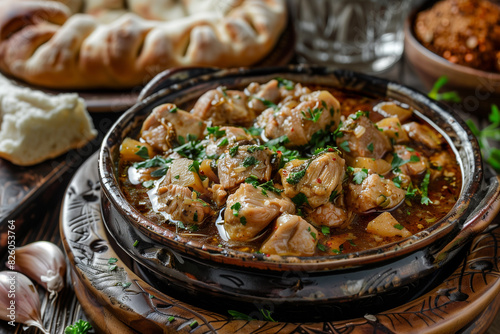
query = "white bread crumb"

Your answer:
(0, 78), (97, 166)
